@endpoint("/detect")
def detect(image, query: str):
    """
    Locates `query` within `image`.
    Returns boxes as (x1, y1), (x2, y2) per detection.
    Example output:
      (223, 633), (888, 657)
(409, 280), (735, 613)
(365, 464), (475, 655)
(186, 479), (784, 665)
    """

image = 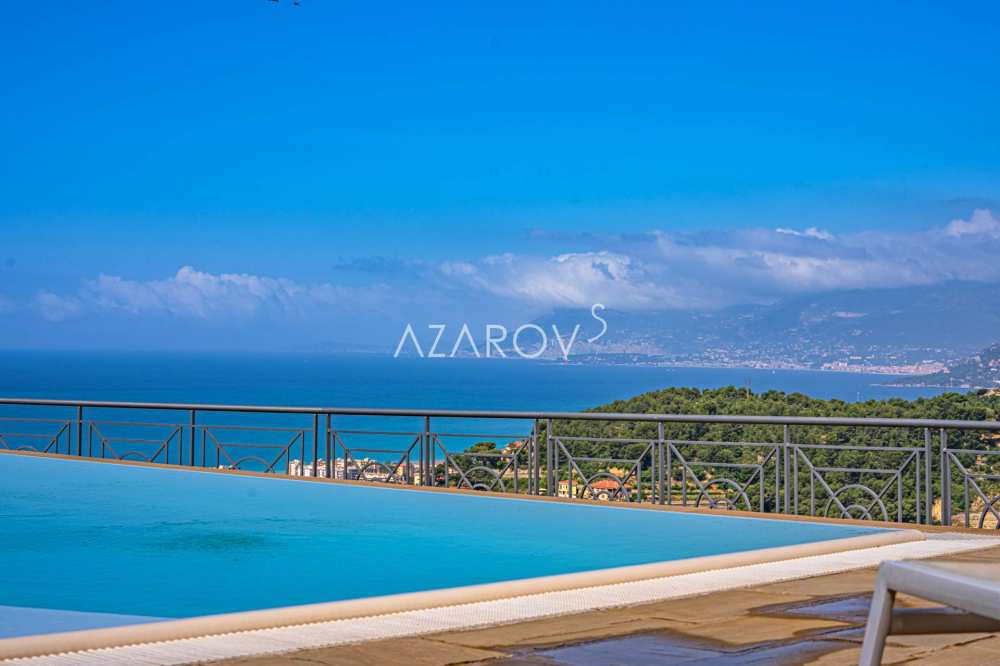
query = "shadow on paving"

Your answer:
(481, 594), (872, 665)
